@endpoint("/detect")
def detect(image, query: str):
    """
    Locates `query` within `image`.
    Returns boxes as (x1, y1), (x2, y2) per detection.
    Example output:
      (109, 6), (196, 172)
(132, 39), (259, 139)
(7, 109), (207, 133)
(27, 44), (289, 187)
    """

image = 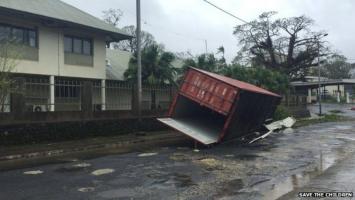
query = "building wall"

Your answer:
(0, 15), (106, 80)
